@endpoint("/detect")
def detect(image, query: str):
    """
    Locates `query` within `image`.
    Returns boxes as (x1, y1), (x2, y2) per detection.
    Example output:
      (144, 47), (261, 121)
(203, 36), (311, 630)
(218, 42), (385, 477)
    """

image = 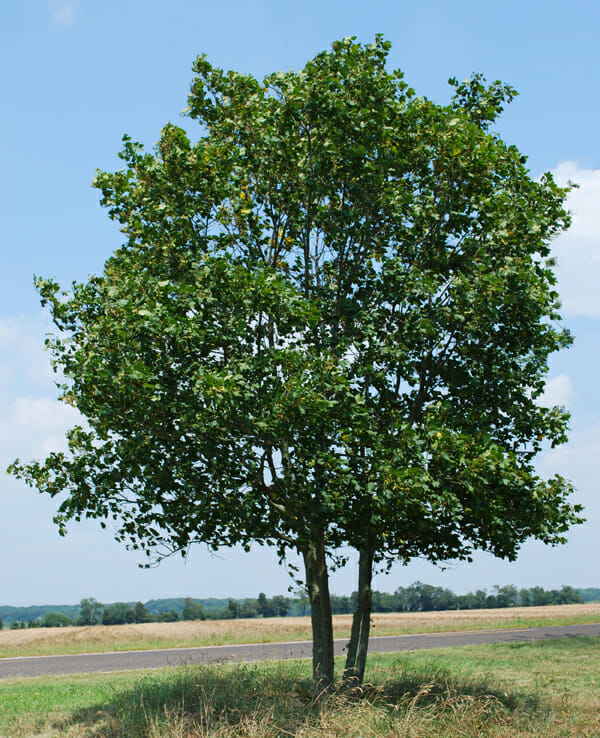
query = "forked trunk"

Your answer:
(303, 538), (335, 692)
(343, 546), (374, 686)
